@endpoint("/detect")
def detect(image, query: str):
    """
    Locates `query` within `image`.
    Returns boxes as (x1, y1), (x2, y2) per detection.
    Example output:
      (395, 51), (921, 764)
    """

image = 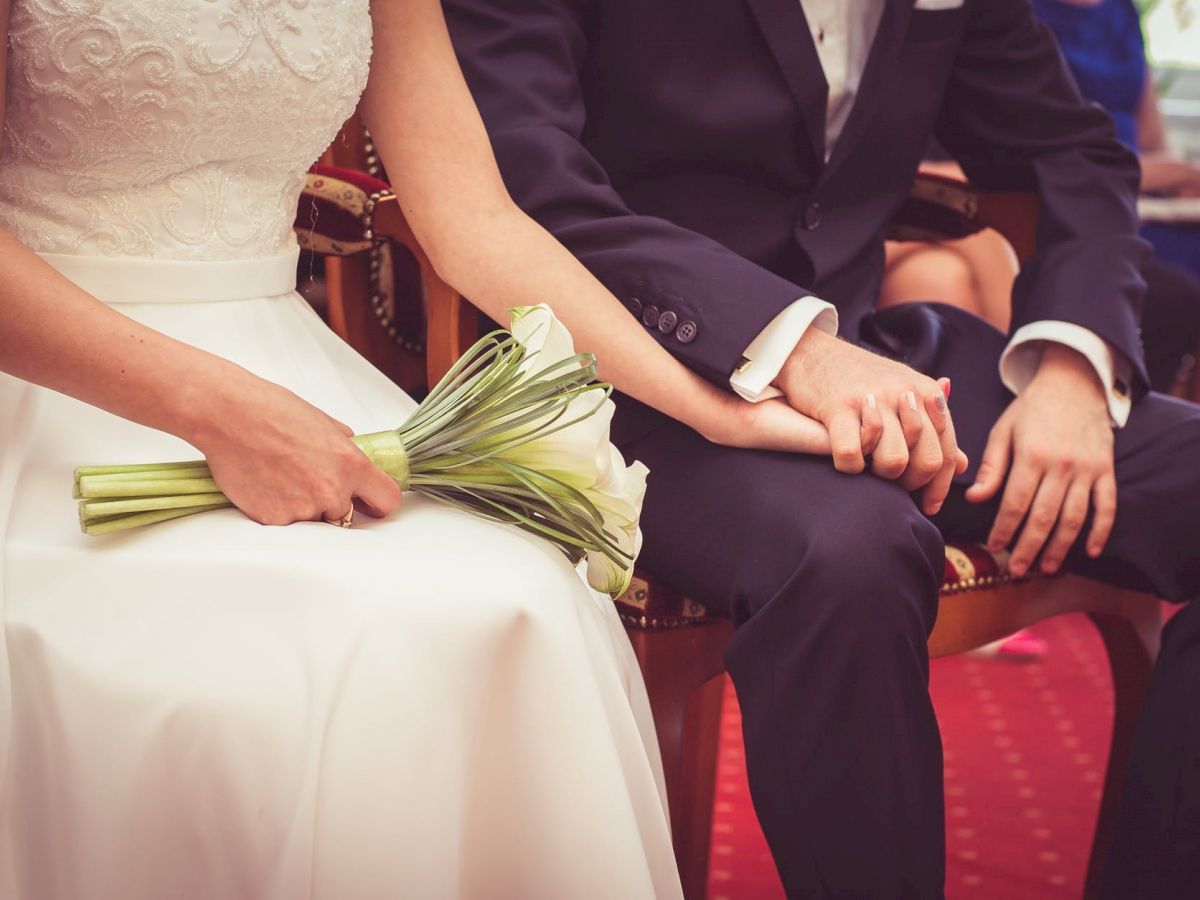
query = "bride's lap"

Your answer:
(4, 496), (649, 895)
(5, 493), (619, 687)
